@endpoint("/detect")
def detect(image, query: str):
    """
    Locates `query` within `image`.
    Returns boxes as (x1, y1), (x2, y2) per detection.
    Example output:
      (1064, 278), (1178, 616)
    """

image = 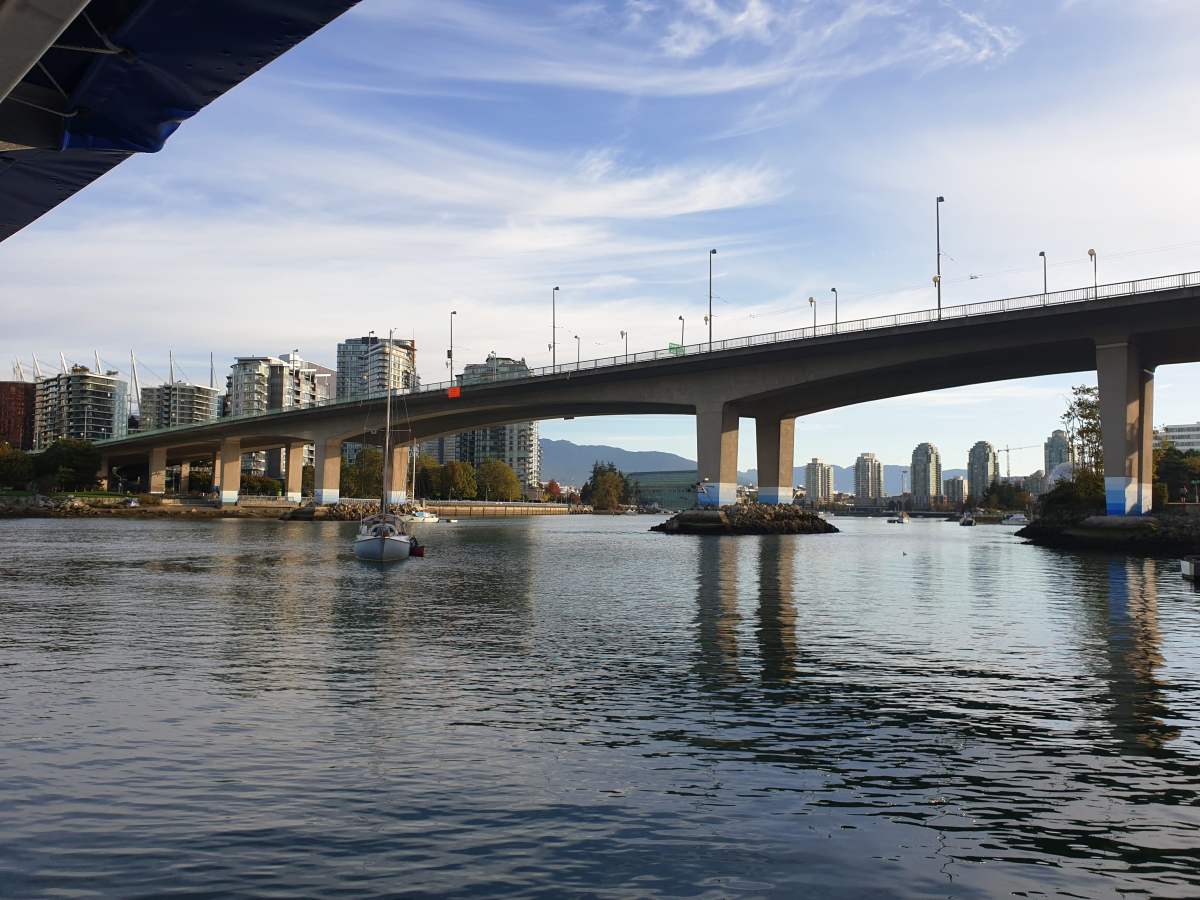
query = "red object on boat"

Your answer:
(410, 545), (425, 557)
(448, 386), (460, 398)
